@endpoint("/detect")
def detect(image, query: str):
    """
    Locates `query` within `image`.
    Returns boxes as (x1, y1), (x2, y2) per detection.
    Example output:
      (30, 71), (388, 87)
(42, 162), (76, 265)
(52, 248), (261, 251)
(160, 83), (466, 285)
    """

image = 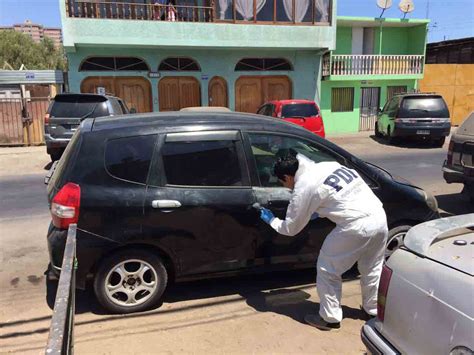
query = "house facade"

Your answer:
(62, 0), (336, 114)
(320, 17), (429, 134)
